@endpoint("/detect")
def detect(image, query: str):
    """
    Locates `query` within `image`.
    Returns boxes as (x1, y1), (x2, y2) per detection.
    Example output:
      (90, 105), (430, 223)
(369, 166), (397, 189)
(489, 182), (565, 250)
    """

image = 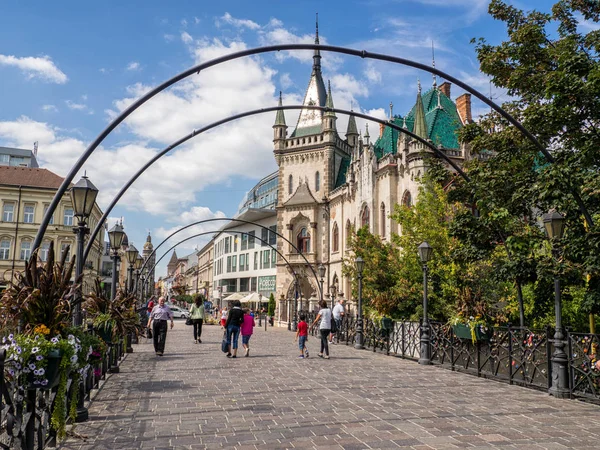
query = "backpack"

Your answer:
(329, 309), (338, 333)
